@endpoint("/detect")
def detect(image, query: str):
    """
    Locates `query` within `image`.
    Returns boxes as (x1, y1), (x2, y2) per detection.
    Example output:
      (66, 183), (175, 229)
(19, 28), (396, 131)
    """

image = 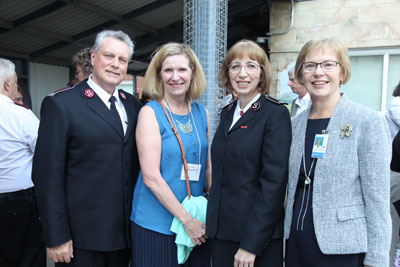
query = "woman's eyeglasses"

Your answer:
(228, 62), (260, 74)
(301, 61), (341, 72)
